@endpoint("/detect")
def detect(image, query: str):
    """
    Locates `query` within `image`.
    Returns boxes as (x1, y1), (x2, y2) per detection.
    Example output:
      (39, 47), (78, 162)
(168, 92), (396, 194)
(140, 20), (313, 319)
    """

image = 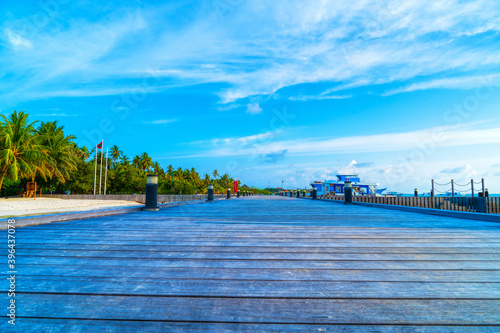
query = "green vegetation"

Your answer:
(0, 111), (271, 196)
